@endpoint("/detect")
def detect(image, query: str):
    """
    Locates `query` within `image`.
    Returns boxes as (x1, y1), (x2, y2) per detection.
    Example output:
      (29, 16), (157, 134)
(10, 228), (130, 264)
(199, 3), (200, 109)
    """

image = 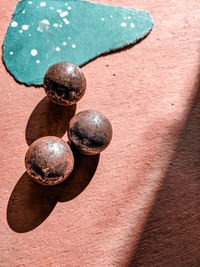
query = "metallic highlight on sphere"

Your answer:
(43, 62), (86, 106)
(25, 136), (74, 186)
(68, 110), (113, 155)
